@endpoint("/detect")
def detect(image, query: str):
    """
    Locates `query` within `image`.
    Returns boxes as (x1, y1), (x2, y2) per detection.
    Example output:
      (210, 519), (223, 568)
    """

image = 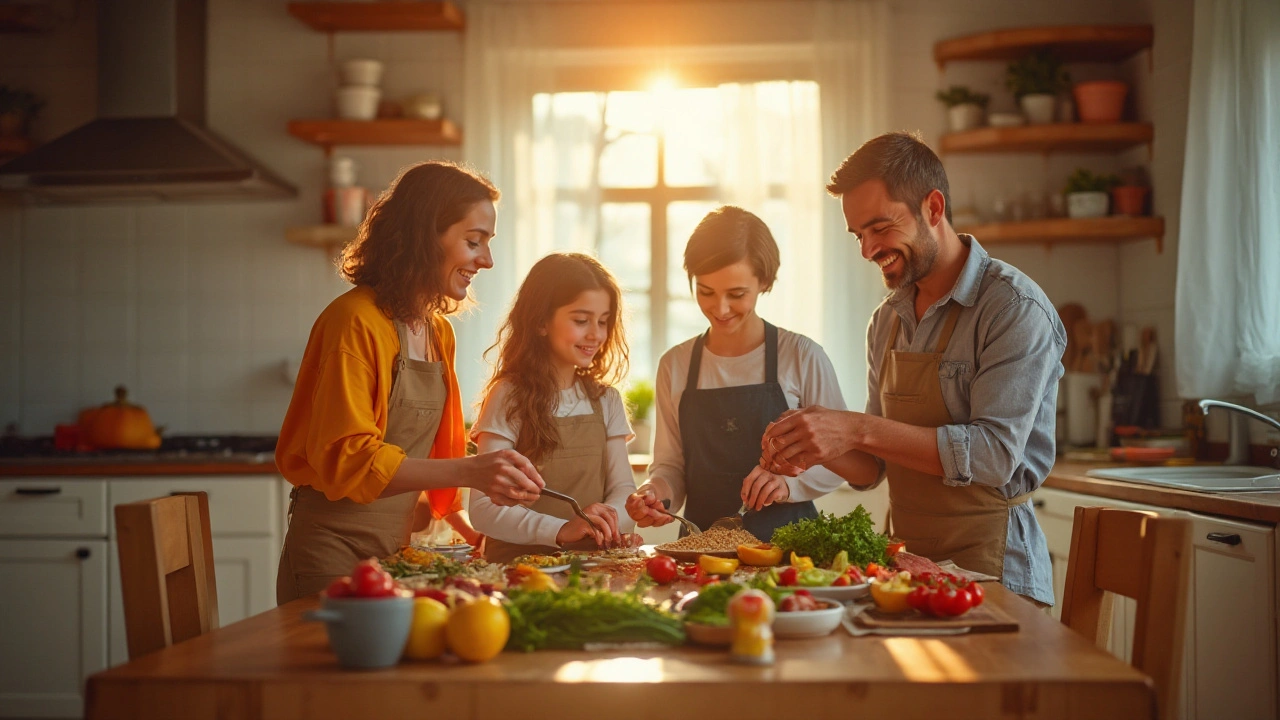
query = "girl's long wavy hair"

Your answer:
(481, 253), (629, 465)
(339, 161), (499, 321)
